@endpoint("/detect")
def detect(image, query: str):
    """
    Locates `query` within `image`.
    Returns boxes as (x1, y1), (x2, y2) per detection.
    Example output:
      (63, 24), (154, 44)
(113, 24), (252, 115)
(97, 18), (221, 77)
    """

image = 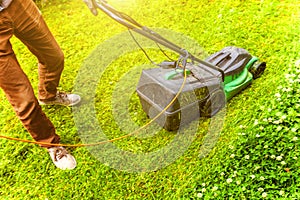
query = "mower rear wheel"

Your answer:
(201, 89), (226, 117)
(249, 61), (266, 79)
